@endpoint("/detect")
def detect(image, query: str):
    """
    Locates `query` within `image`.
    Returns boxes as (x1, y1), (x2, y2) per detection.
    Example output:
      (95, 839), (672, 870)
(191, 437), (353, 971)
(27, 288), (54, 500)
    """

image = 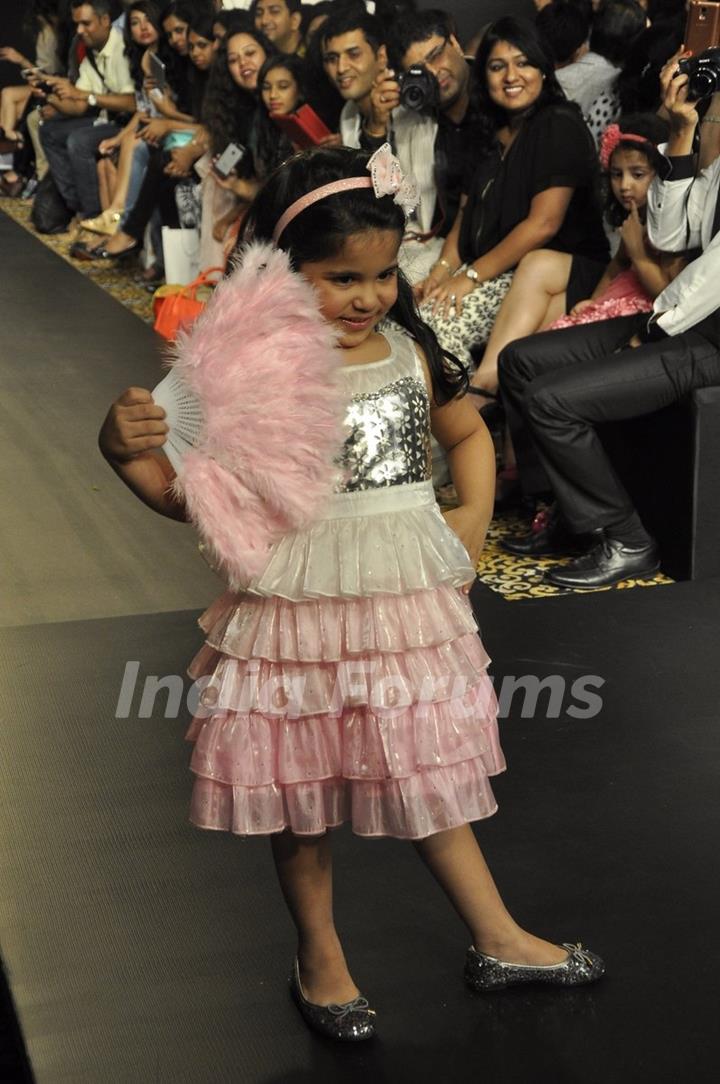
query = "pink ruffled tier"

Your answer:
(184, 585), (505, 839)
